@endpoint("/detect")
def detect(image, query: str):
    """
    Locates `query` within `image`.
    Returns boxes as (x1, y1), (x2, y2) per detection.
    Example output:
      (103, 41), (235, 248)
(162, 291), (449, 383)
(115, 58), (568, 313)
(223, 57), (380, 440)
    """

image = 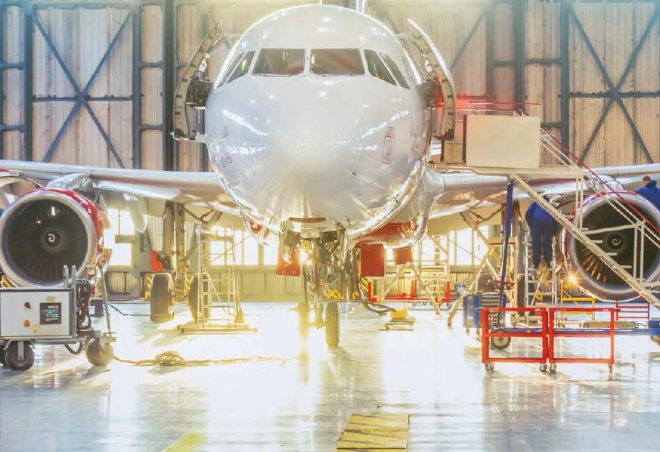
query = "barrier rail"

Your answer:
(481, 306), (619, 374)
(481, 307), (548, 372)
(548, 307), (615, 373)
